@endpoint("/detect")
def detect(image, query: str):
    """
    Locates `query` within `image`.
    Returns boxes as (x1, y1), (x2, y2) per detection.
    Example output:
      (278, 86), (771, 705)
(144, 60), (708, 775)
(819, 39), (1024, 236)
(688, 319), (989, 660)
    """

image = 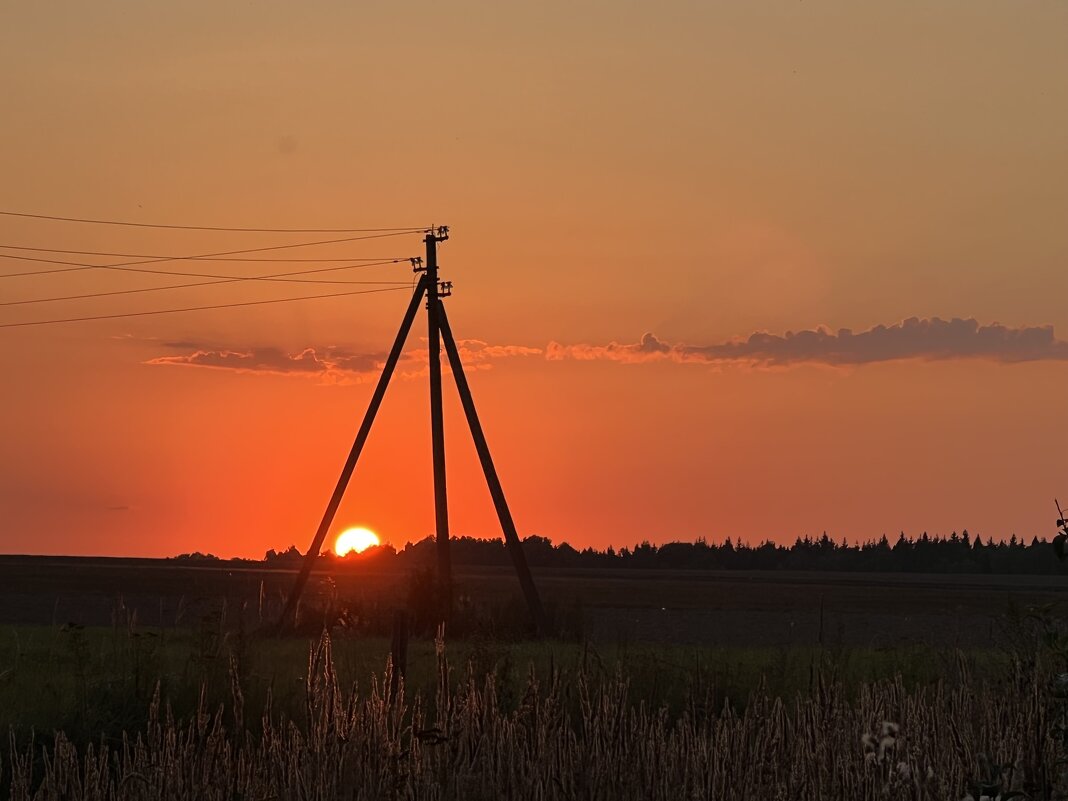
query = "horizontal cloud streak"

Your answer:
(145, 318), (1059, 377)
(546, 317), (1068, 368)
(147, 347), (336, 375)
(146, 338), (542, 379)
(459, 340), (543, 360)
